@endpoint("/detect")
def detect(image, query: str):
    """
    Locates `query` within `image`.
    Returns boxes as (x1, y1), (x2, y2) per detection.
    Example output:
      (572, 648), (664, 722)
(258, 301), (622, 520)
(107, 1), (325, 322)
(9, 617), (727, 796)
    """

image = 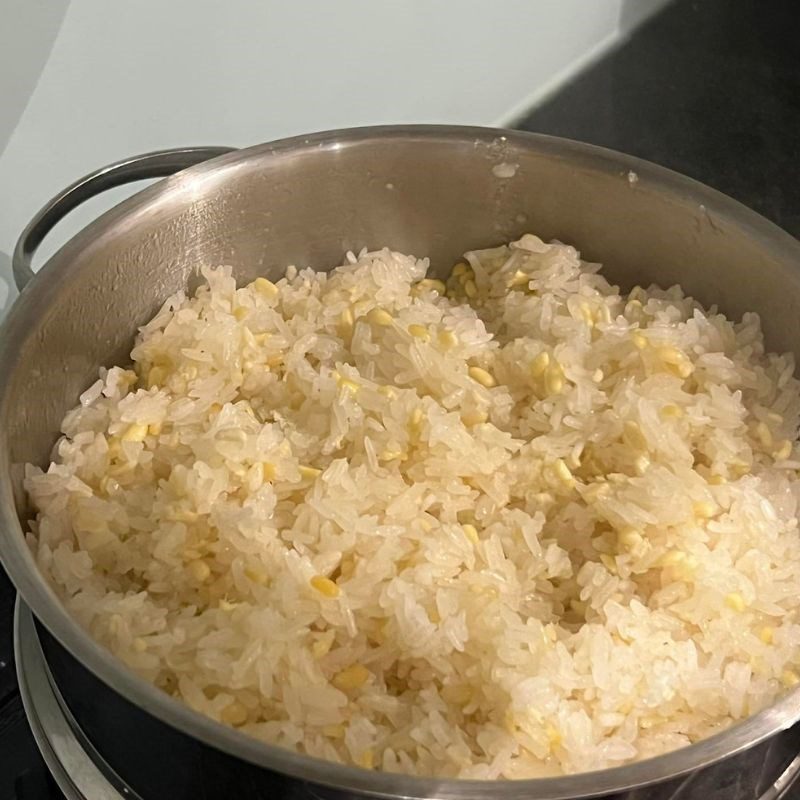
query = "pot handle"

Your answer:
(12, 146), (236, 292)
